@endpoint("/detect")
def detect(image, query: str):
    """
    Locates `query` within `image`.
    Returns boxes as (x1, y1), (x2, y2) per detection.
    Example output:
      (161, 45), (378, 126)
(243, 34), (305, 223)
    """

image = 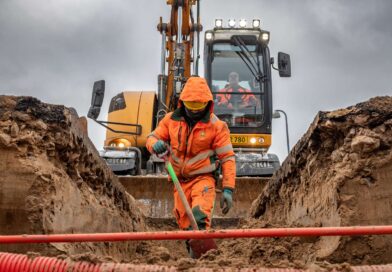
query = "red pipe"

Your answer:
(1, 226), (392, 244)
(1, 252), (392, 272)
